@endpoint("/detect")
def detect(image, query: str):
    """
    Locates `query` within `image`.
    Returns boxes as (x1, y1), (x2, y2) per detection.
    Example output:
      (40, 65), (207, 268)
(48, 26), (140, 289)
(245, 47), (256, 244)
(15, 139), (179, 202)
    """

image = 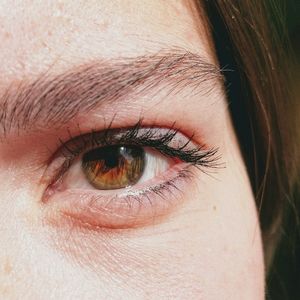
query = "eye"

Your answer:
(65, 144), (173, 192)
(42, 123), (221, 230)
(82, 145), (146, 190)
